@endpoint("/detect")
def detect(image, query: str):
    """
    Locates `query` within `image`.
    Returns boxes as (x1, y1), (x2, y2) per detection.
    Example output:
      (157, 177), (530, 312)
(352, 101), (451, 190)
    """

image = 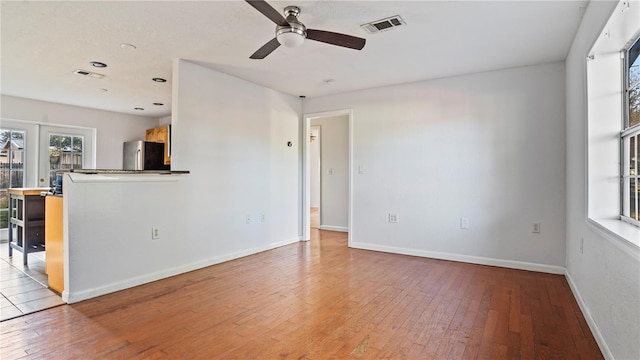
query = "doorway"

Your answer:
(302, 109), (352, 244)
(310, 126), (320, 229)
